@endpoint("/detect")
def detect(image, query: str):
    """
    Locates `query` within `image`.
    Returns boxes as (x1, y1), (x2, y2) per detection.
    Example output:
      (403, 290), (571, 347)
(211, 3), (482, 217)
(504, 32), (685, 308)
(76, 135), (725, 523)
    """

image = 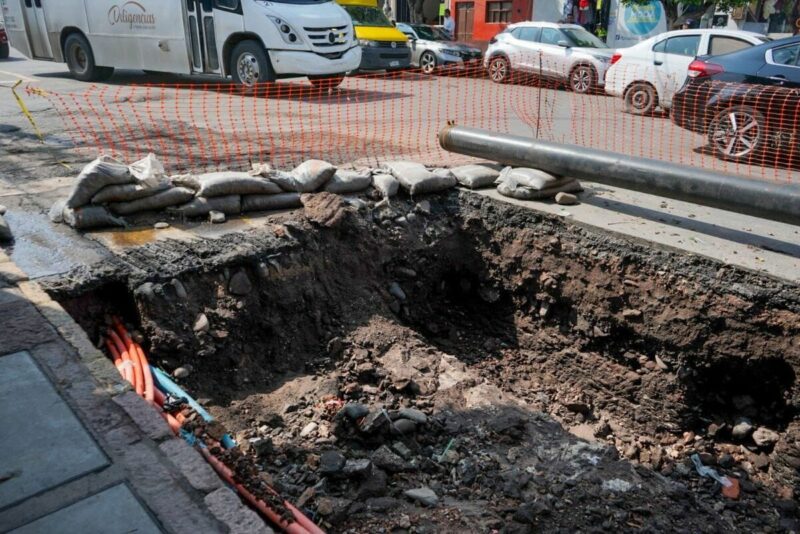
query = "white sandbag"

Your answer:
(497, 171), (582, 200)
(324, 170), (372, 194)
(63, 205), (126, 229)
(128, 153), (166, 188)
(495, 167), (574, 189)
(175, 172), (282, 197)
(167, 195), (241, 217)
(109, 187), (195, 215)
(242, 193), (302, 212)
(372, 173), (399, 198)
(271, 160), (337, 192)
(384, 161), (456, 195)
(65, 156), (133, 208)
(451, 163), (503, 189)
(91, 182), (170, 204)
